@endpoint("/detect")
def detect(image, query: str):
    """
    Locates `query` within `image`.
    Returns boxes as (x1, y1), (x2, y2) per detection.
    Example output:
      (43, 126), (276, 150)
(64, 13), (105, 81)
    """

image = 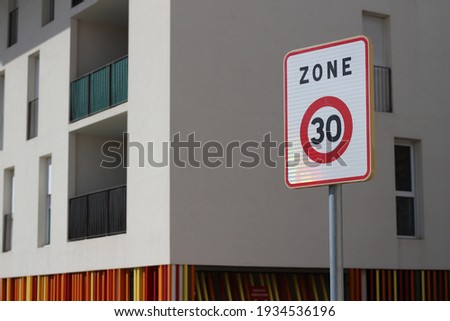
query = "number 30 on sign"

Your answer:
(284, 36), (375, 189)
